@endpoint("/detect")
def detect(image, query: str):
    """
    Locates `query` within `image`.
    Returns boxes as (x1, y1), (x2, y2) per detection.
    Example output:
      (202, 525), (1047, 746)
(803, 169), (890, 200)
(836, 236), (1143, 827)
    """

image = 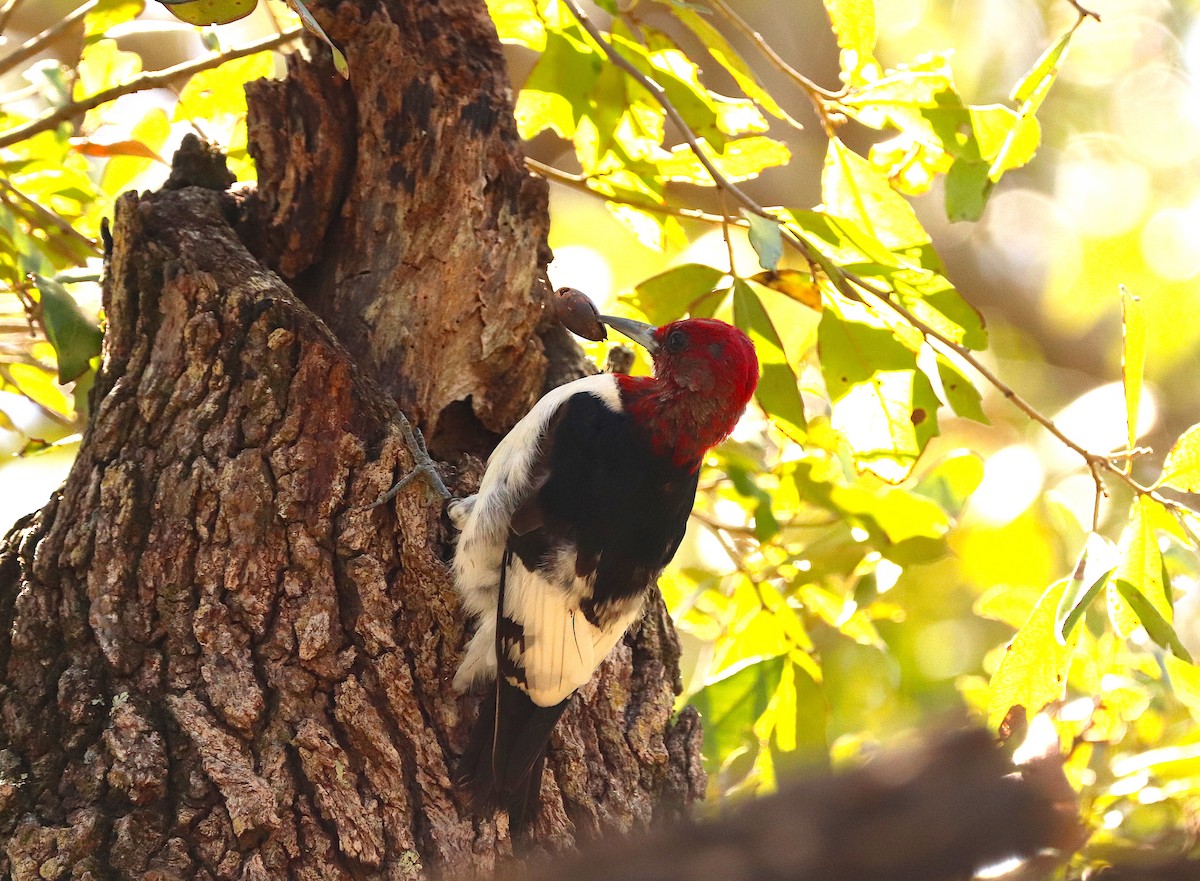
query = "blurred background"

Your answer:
(3, 0), (1200, 822)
